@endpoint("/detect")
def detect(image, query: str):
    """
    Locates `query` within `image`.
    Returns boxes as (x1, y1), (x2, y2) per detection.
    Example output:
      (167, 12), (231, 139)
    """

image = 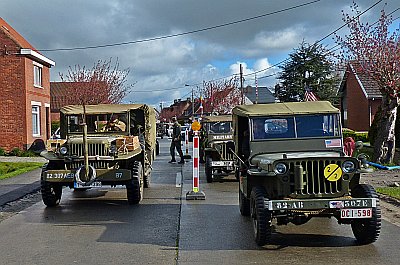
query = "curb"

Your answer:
(0, 181), (41, 206)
